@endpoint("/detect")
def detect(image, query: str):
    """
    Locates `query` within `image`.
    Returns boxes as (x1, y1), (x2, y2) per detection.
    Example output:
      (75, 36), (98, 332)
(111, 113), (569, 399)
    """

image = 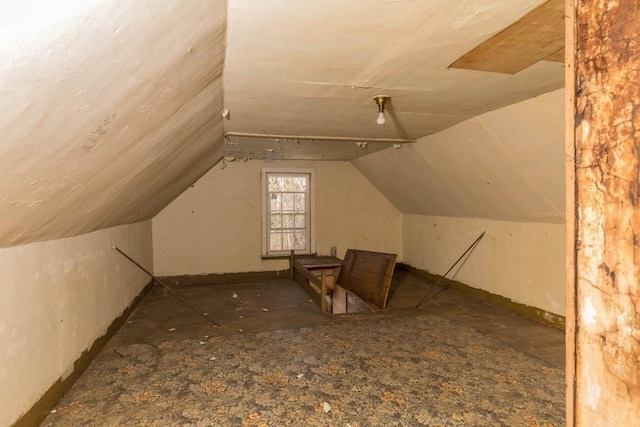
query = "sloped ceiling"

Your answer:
(0, 1), (226, 248)
(450, 0), (564, 74)
(1, 0), (565, 248)
(353, 89), (565, 223)
(222, 0), (564, 160)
